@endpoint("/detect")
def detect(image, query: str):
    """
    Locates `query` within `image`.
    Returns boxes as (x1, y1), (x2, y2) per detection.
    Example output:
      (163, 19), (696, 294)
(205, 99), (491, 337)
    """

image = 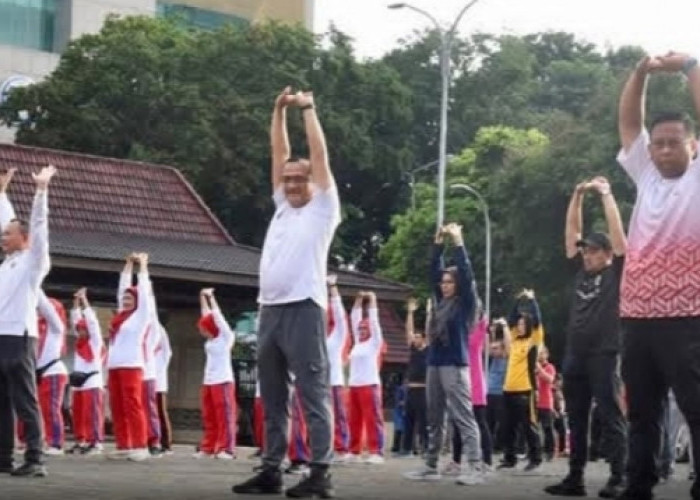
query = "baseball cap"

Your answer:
(576, 232), (612, 251)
